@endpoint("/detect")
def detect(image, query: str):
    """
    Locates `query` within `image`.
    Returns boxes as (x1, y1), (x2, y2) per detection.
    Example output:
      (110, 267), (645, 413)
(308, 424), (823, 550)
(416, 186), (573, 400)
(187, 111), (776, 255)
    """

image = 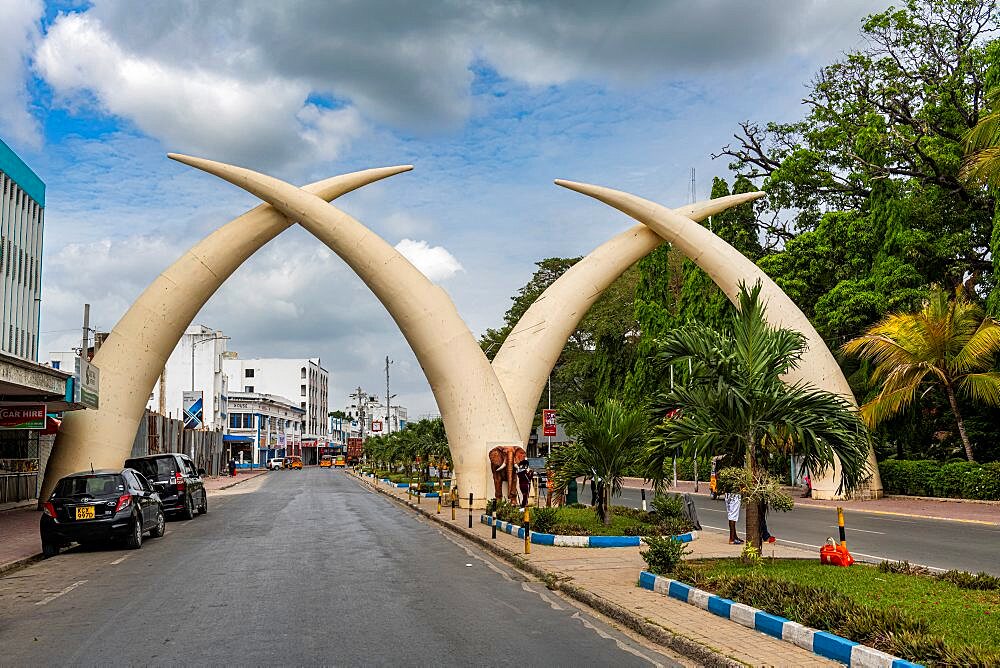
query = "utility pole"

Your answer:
(351, 386), (368, 442)
(385, 356), (392, 435)
(81, 304), (90, 358)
